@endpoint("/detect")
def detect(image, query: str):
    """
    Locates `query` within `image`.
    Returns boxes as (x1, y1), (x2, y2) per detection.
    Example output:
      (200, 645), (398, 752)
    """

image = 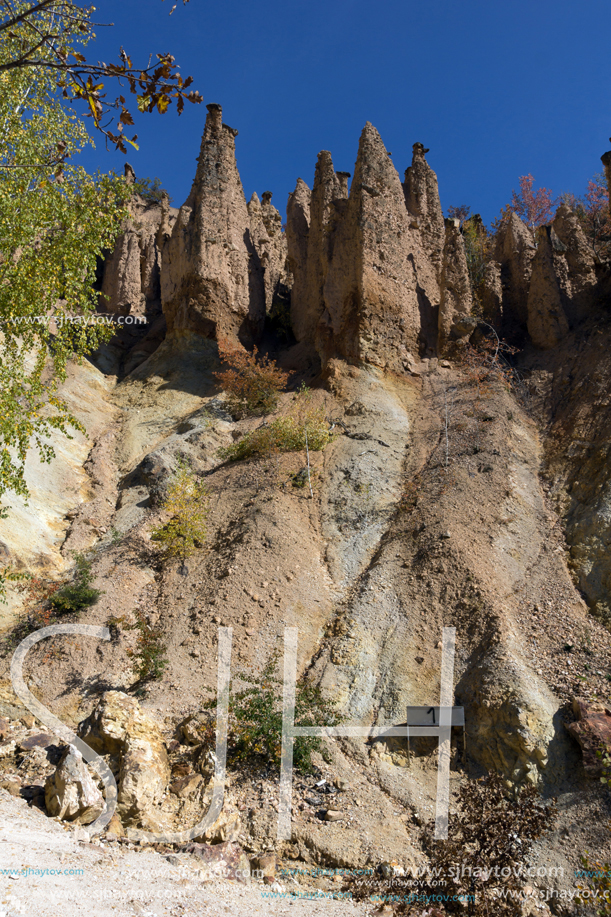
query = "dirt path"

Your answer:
(0, 790), (371, 917)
